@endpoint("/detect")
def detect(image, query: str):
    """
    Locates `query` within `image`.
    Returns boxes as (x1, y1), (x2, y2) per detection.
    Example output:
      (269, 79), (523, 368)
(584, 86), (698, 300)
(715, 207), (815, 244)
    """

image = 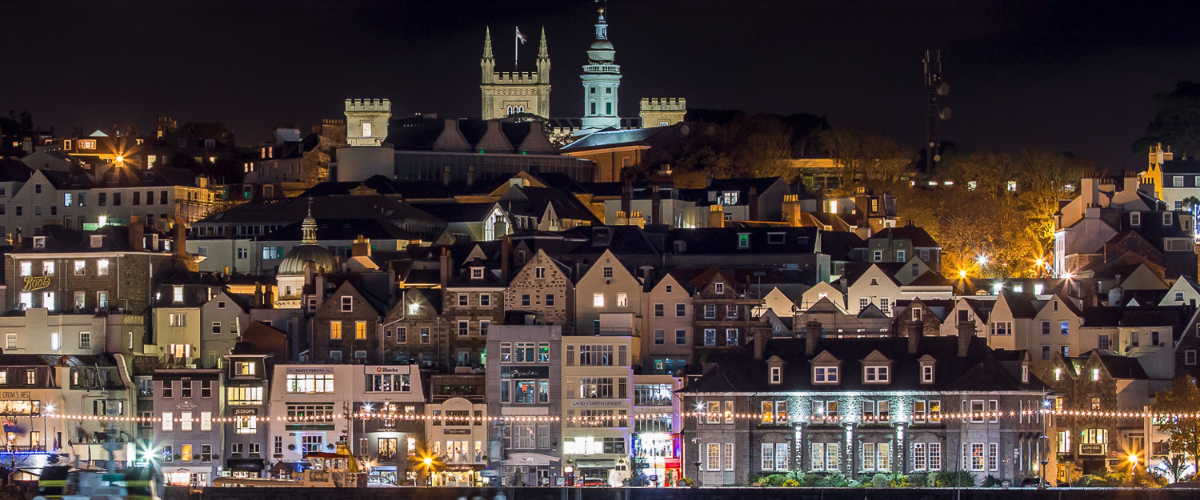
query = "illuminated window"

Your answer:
(96, 259), (110, 276)
(330, 322), (342, 339)
(593, 293), (605, 308)
(355, 321), (367, 339)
